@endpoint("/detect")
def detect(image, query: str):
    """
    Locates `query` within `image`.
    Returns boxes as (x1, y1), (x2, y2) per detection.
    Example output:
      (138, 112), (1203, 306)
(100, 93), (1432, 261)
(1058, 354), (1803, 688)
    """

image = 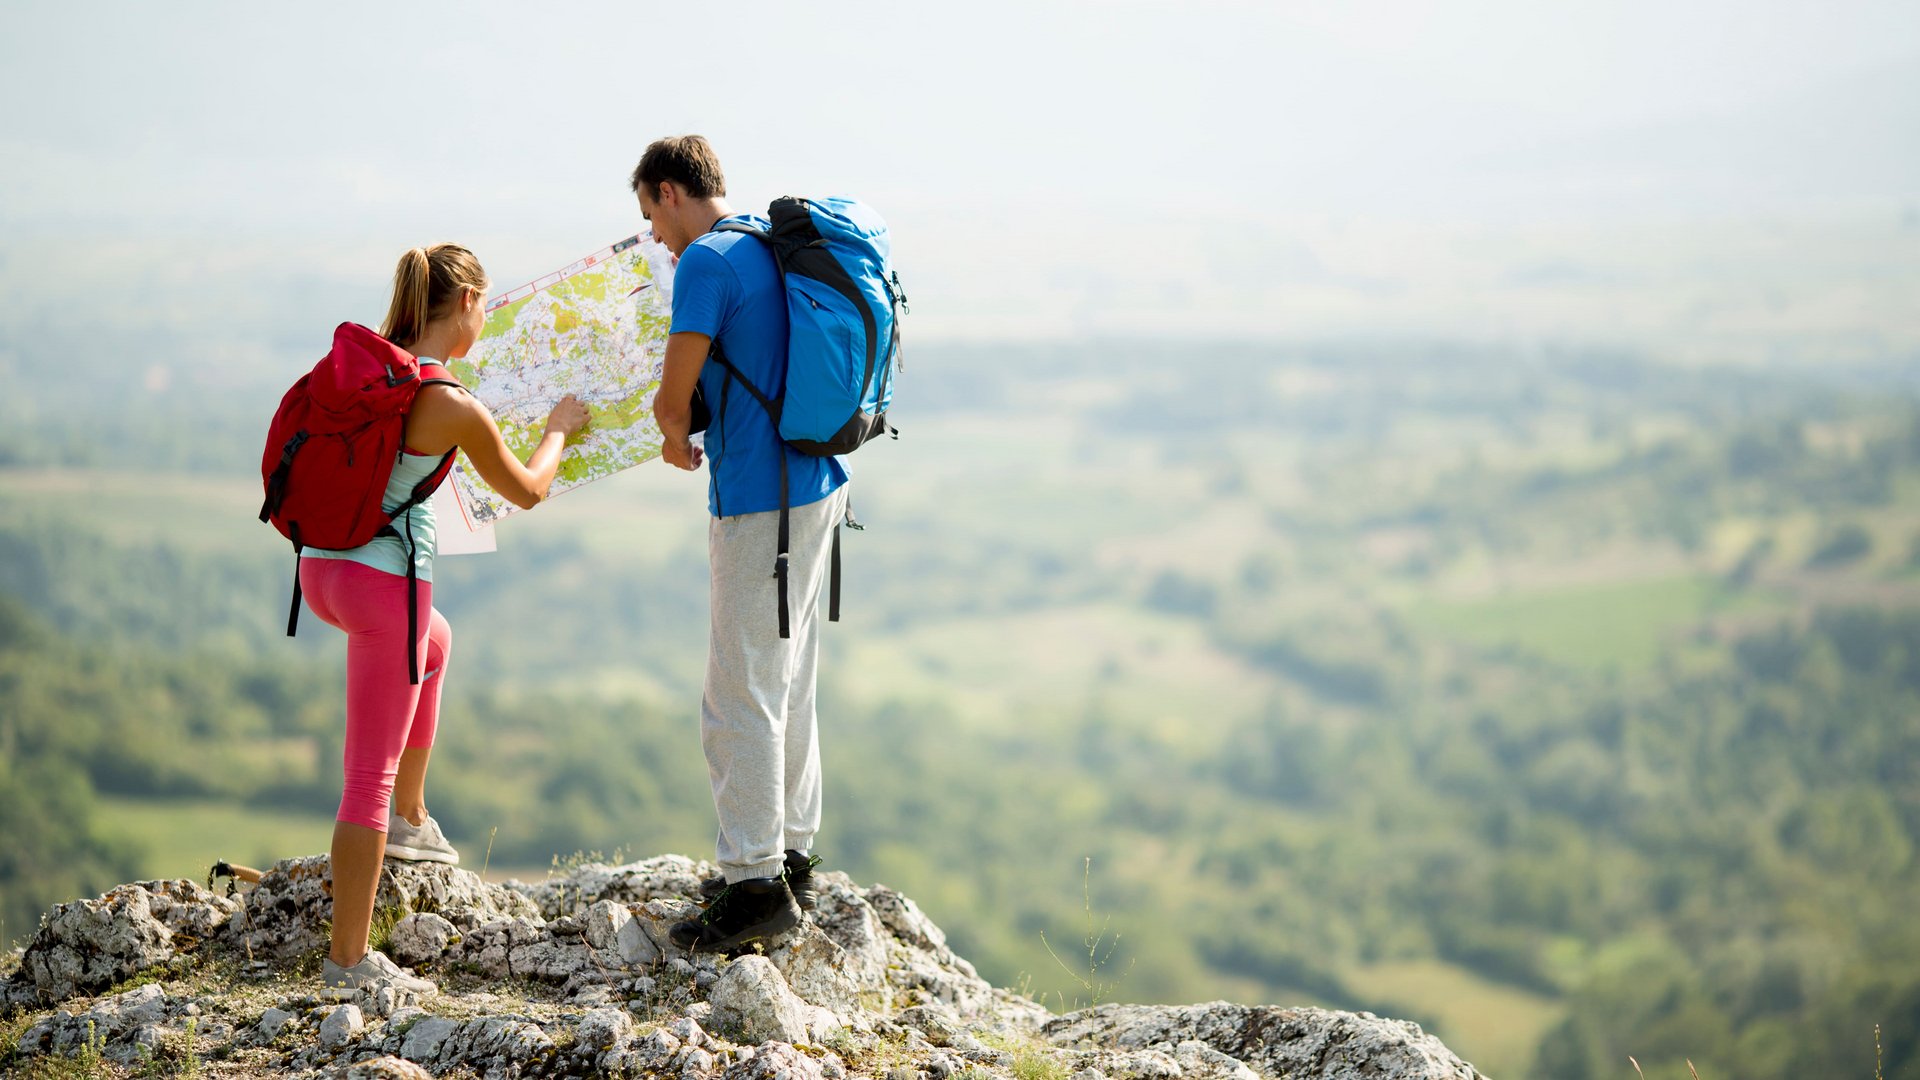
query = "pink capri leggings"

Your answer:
(298, 558), (452, 831)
